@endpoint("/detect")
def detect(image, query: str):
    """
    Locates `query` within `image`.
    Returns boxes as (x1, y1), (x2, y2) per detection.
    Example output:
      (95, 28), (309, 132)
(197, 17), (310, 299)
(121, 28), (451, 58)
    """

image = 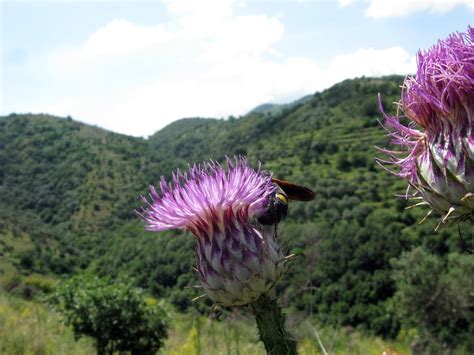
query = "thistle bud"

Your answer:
(378, 27), (474, 227)
(140, 157), (286, 306)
